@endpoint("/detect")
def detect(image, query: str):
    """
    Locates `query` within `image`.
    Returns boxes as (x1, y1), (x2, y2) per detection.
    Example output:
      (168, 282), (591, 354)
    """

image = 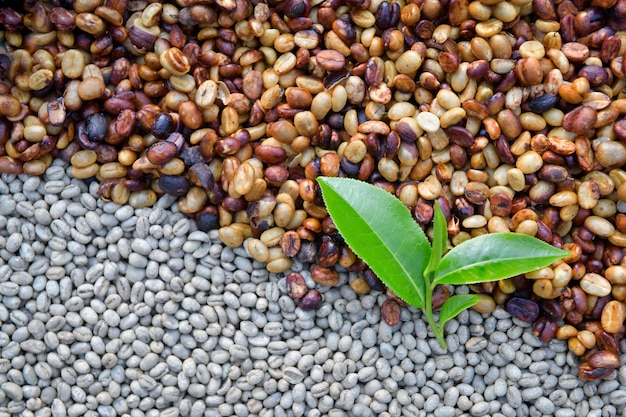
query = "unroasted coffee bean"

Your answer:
(601, 300), (625, 333)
